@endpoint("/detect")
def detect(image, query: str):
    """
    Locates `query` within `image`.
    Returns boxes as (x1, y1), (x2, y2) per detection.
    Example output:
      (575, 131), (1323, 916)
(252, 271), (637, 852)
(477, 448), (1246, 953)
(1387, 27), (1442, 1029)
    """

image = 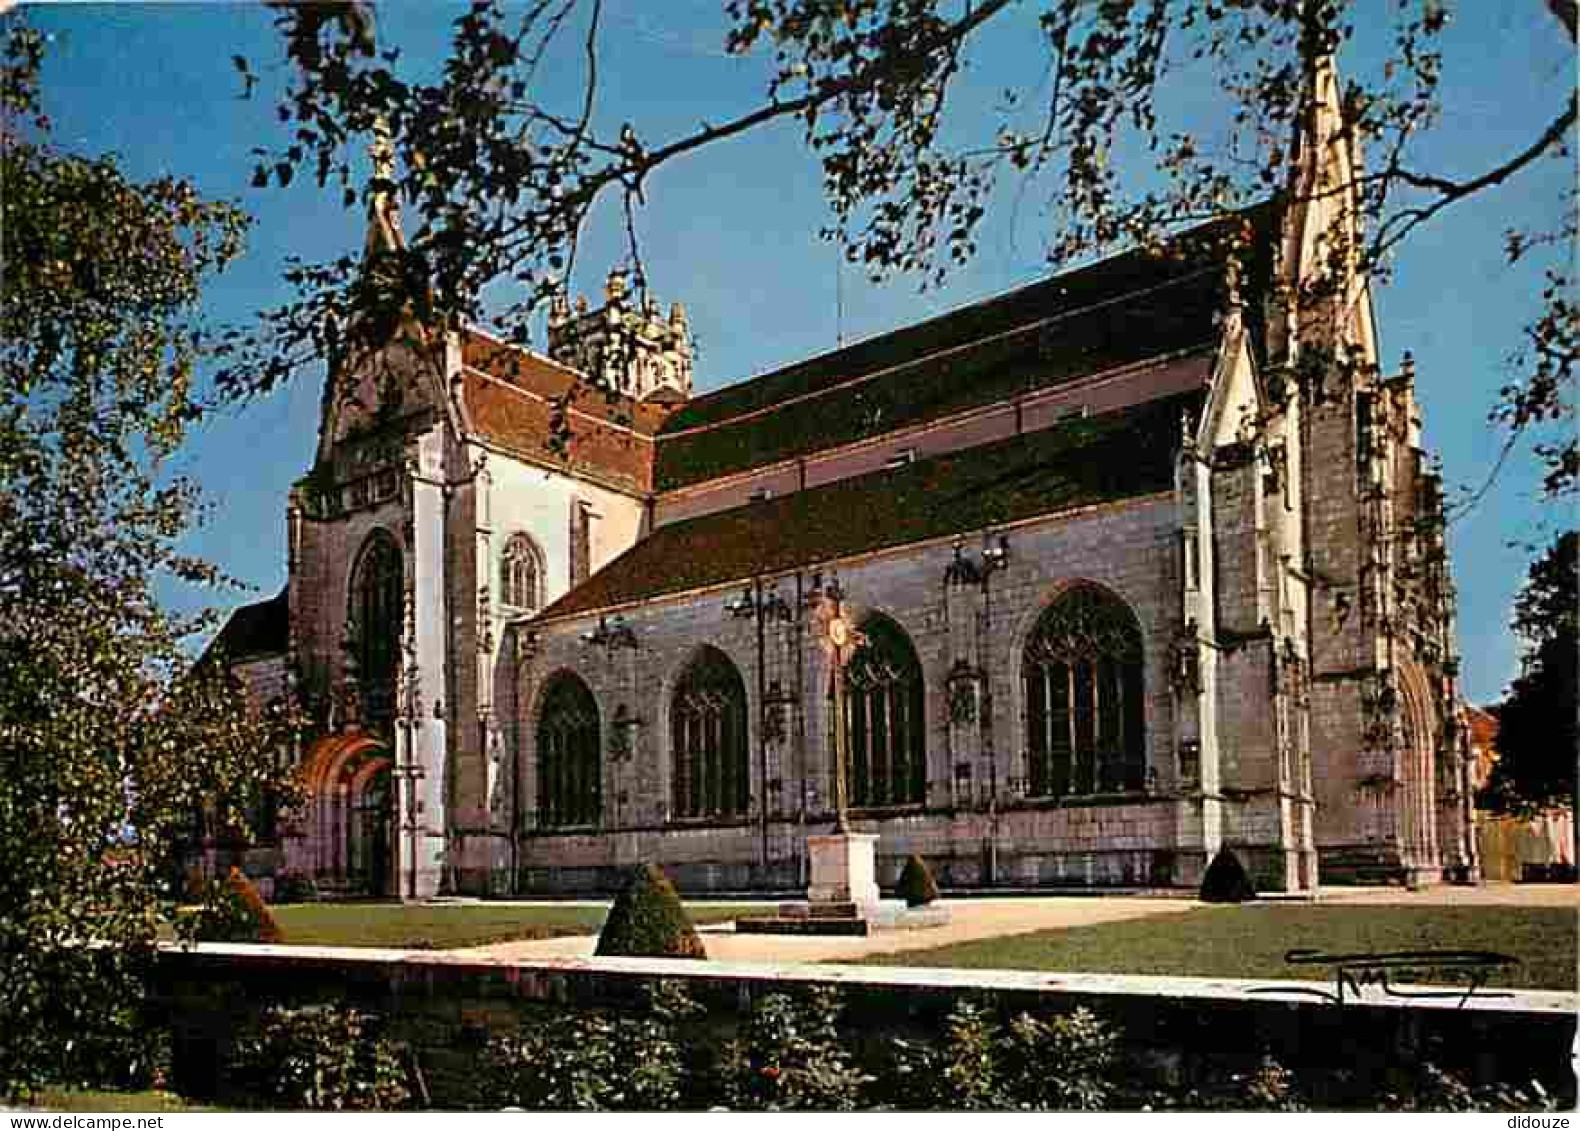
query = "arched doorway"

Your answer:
(348, 762), (393, 896)
(293, 733), (395, 897)
(1396, 661), (1439, 875)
